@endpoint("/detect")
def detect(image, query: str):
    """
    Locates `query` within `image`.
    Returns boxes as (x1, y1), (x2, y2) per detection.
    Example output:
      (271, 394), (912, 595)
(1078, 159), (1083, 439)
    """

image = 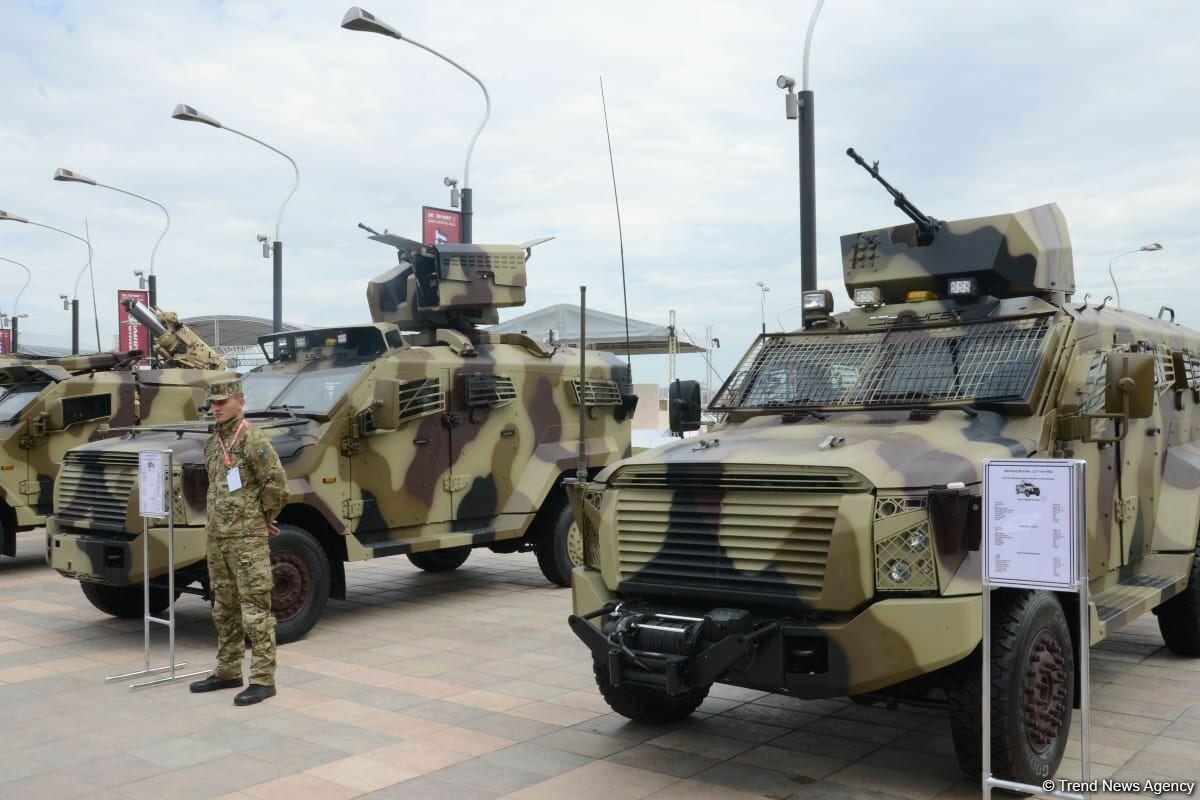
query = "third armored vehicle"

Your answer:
(567, 183), (1200, 783)
(49, 234), (635, 641)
